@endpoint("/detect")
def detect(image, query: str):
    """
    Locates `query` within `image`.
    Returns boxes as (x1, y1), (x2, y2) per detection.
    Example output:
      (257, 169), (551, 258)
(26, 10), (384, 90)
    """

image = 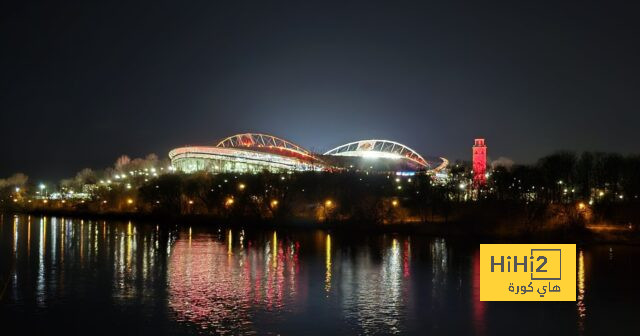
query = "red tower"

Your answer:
(473, 139), (487, 186)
